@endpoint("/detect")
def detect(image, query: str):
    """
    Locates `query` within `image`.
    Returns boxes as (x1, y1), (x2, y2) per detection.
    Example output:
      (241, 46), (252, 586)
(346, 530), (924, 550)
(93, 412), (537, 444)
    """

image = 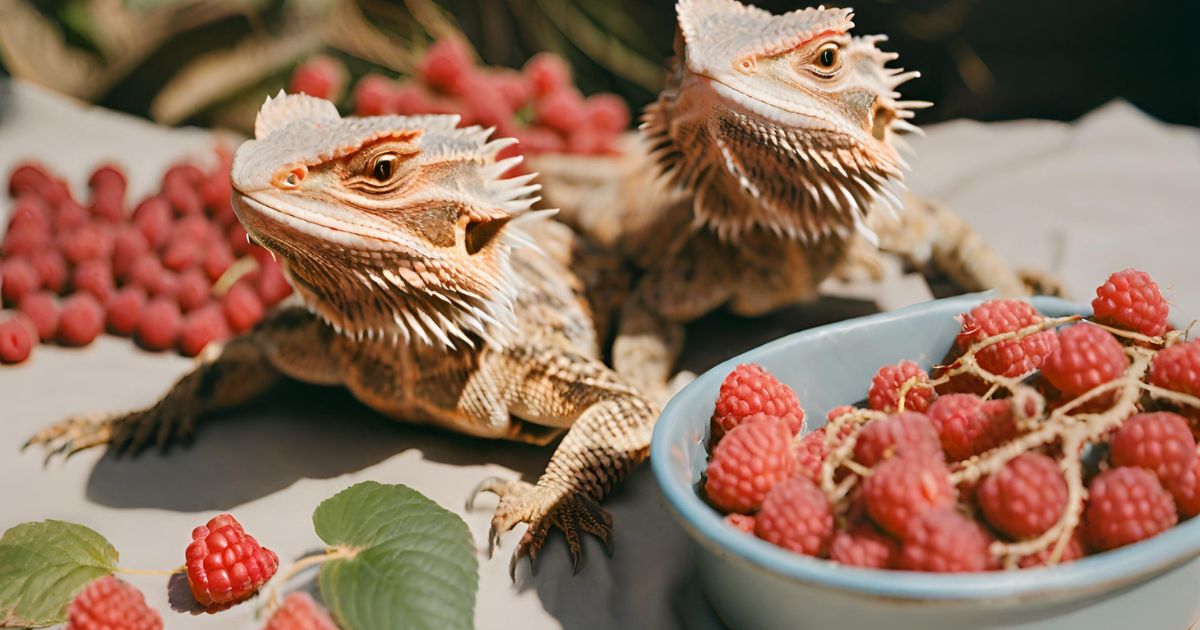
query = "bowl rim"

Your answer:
(650, 293), (1200, 601)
